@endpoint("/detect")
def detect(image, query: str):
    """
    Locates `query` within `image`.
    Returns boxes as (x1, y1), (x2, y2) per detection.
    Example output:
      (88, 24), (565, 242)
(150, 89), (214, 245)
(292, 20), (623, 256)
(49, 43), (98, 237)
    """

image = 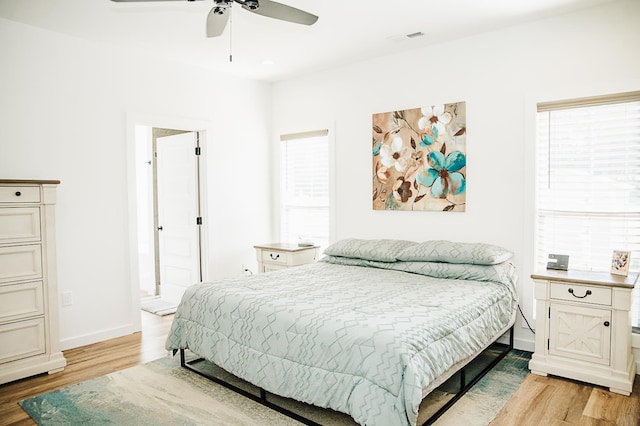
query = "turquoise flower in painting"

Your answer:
(419, 125), (438, 146)
(417, 151), (466, 198)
